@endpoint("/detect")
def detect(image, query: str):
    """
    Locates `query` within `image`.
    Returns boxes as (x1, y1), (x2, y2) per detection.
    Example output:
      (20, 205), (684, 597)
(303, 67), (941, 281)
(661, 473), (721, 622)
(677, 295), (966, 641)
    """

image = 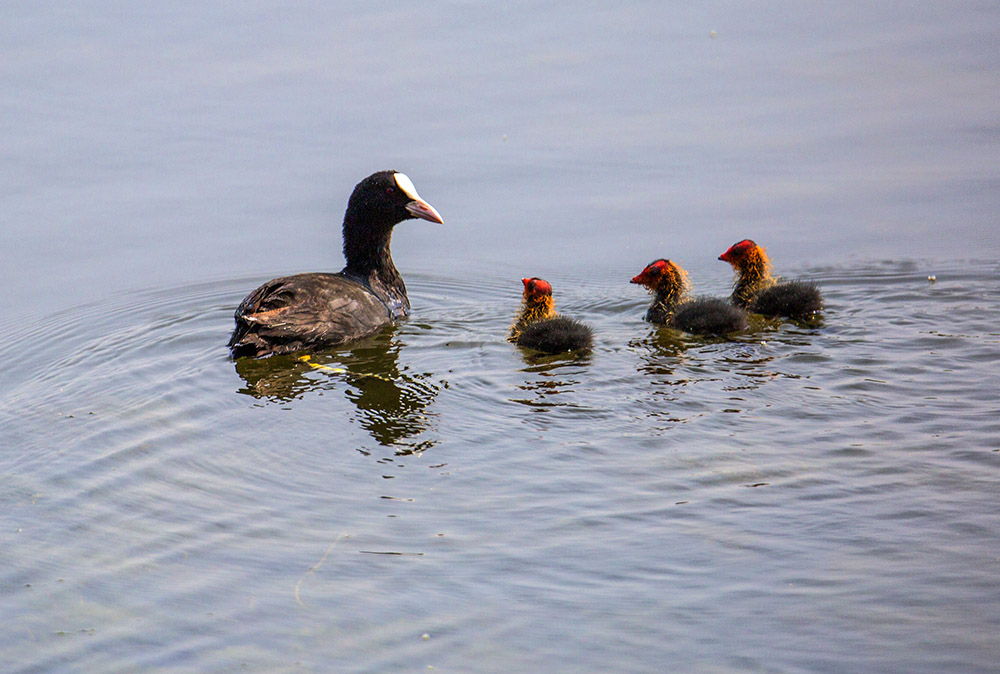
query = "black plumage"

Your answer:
(750, 281), (823, 319)
(671, 296), (749, 335)
(516, 316), (594, 354)
(229, 170), (442, 358)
